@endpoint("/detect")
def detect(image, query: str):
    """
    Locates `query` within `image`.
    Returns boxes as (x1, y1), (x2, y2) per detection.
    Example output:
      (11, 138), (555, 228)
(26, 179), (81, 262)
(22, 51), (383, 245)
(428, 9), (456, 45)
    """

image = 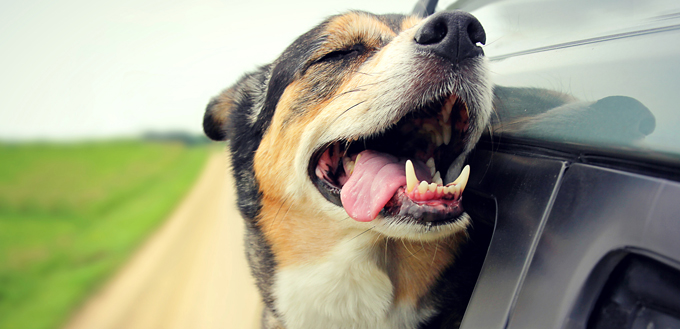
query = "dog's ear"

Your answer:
(203, 85), (240, 141)
(203, 66), (271, 141)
